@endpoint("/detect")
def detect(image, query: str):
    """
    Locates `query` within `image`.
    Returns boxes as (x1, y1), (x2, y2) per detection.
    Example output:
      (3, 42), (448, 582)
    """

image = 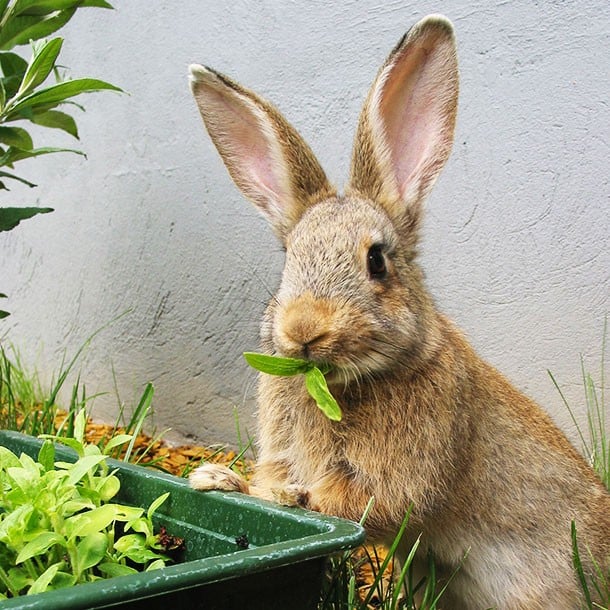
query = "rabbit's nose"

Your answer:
(276, 293), (335, 358)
